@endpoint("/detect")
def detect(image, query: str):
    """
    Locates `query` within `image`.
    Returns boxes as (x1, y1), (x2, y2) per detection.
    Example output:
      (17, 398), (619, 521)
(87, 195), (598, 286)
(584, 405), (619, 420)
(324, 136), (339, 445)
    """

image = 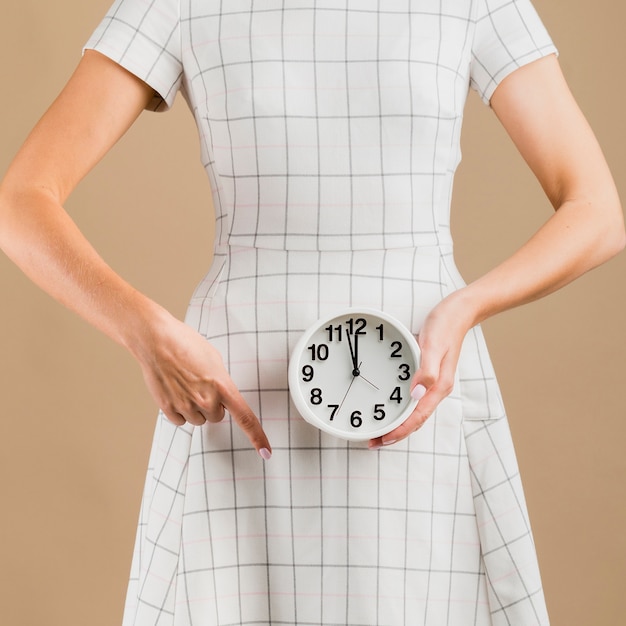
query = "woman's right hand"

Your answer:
(0, 51), (271, 459)
(130, 305), (272, 459)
